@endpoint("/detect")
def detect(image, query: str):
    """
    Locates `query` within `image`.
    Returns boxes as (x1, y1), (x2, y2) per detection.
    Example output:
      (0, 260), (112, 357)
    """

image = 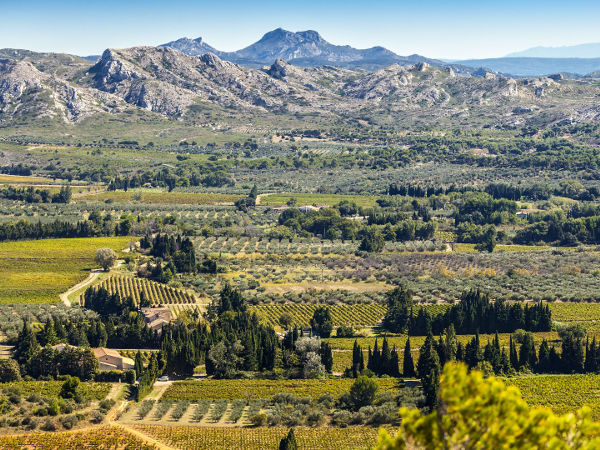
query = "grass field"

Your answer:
(162, 378), (400, 401)
(0, 236), (132, 303)
(259, 193), (380, 208)
(76, 189), (243, 205)
(132, 424), (385, 450)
